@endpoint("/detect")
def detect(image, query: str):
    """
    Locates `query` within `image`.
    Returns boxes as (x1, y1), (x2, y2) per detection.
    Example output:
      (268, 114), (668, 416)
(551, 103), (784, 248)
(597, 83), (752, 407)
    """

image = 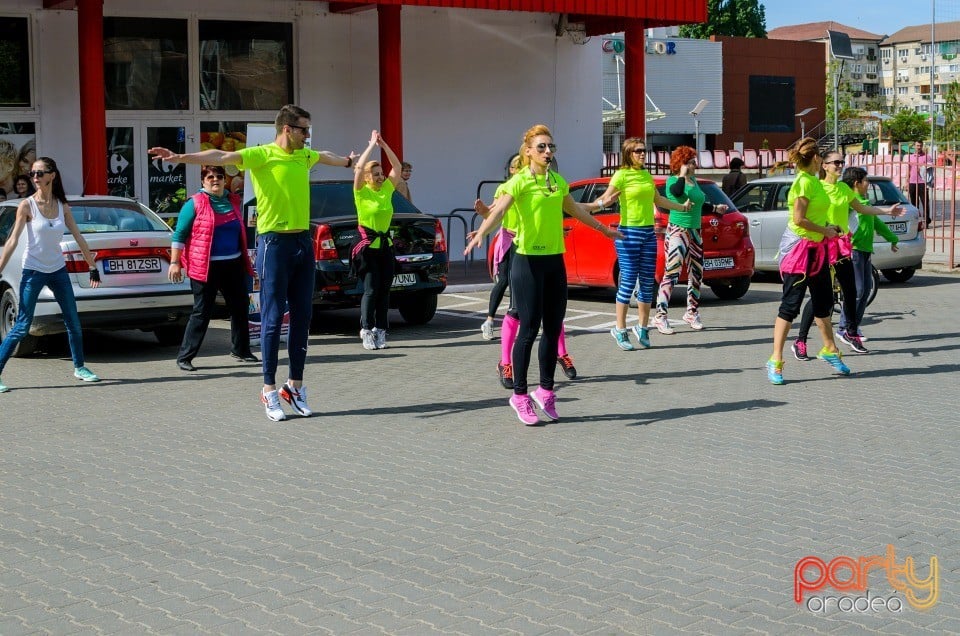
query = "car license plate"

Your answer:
(103, 257), (162, 274)
(392, 273), (417, 287)
(886, 221), (908, 234)
(703, 257), (734, 271)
